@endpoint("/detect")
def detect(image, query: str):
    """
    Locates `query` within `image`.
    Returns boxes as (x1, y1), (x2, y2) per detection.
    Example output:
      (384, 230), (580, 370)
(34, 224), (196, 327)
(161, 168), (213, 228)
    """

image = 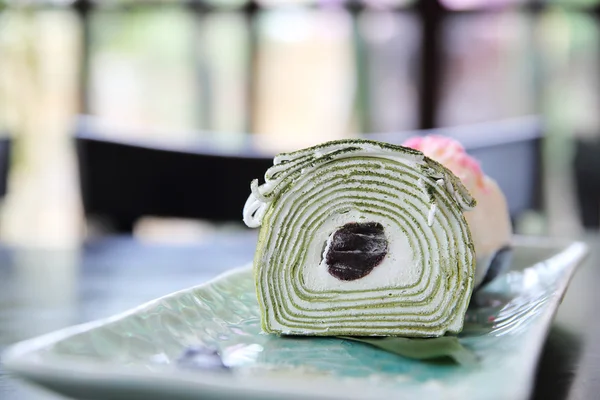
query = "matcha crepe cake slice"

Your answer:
(243, 139), (476, 337)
